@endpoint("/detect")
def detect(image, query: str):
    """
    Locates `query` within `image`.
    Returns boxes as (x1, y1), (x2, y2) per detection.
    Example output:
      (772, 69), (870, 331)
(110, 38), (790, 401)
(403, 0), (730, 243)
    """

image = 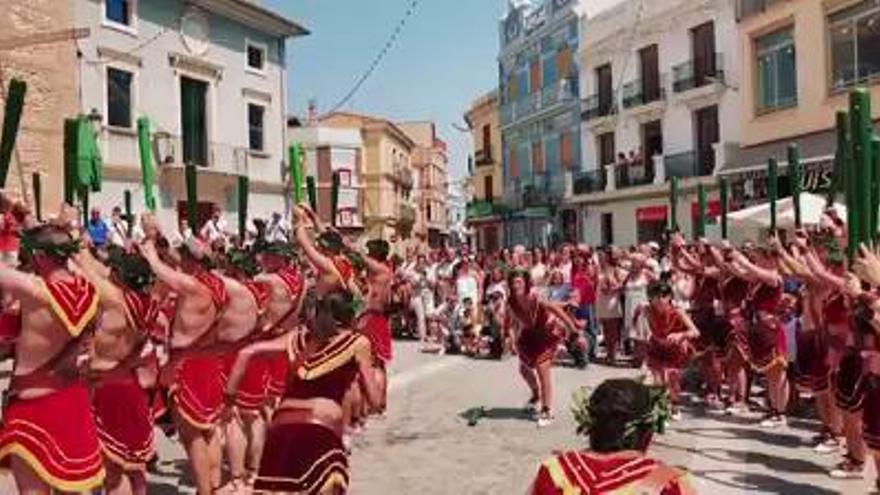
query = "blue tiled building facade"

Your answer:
(499, 0), (581, 247)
